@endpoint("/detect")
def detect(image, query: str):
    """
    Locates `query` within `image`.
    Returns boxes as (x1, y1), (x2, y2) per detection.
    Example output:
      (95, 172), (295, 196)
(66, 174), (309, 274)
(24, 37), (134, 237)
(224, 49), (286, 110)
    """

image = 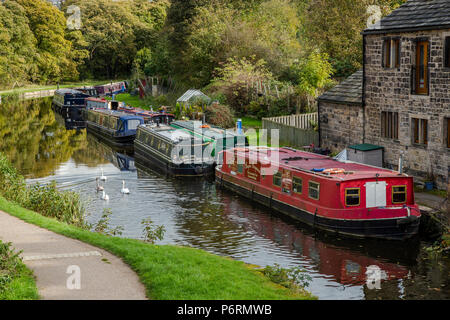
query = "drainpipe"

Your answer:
(362, 34), (367, 144)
